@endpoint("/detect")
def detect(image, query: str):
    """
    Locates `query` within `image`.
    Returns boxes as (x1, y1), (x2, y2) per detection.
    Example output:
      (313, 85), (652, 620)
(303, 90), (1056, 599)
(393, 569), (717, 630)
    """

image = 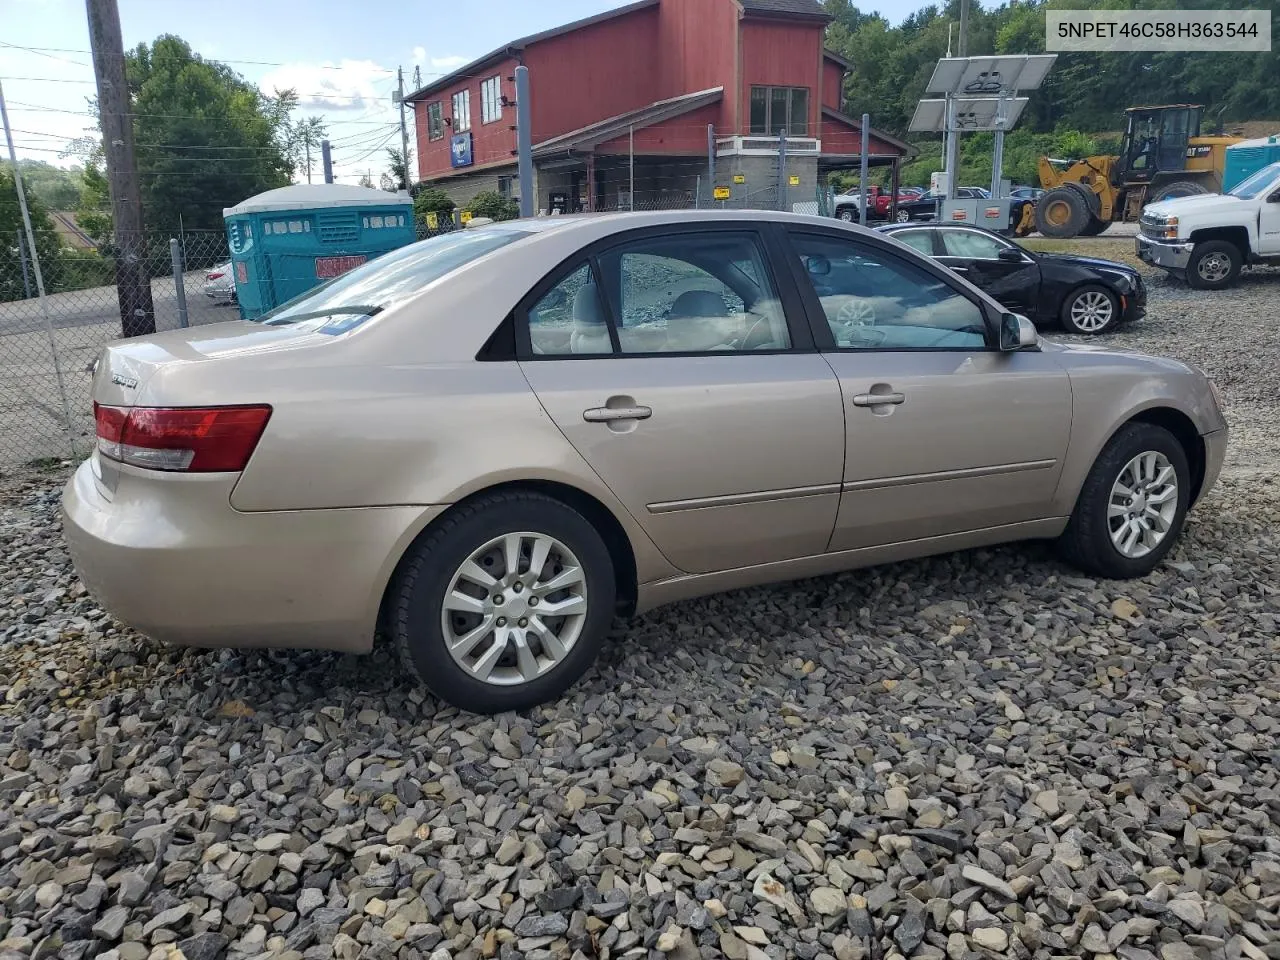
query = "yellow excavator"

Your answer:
(1036, 104), (1241, 238)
